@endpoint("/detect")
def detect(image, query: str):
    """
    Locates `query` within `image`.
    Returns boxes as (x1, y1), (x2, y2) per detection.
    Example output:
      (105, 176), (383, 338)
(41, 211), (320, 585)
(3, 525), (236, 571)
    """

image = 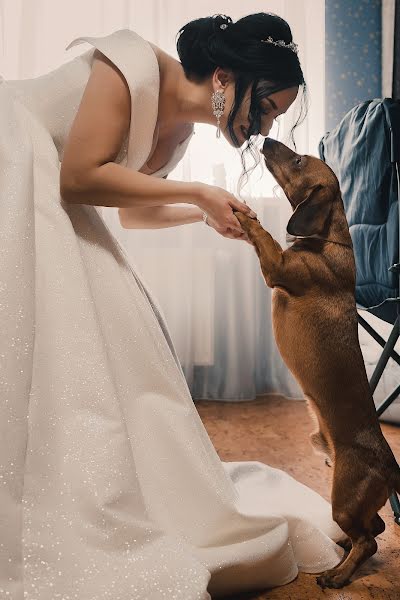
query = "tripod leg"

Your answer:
(389, 492), (400, 525)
